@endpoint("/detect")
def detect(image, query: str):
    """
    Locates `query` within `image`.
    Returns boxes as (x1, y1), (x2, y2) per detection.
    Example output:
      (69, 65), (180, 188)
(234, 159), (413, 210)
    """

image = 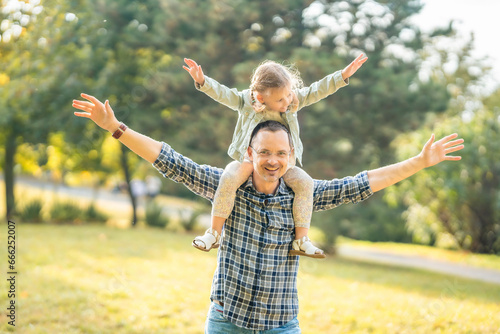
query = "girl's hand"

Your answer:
(289, 91), (299, 113)
(341, 54), (368, 81)
(183, 58), (205, 86)
(73, 93), (120, 133)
